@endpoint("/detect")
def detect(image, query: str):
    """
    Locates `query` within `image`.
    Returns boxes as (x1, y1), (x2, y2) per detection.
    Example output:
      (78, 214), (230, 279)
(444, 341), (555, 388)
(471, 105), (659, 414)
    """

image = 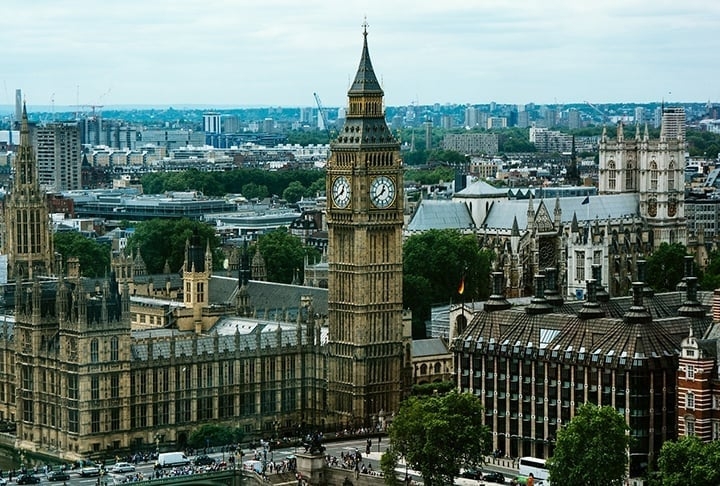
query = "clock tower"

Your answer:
(326, 25), (409, 428)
